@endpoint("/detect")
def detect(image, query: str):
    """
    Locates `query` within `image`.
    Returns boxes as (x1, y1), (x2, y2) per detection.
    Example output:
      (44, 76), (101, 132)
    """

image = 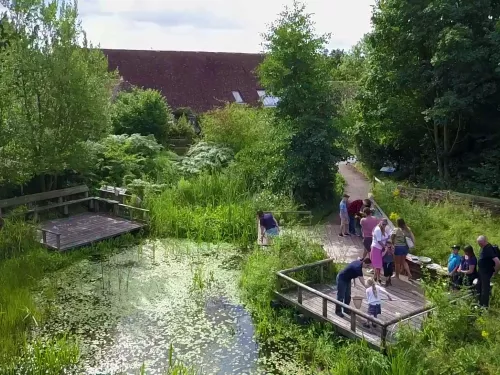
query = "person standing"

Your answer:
(382, 240), (395, 286)
(335, 258), (372, 317)
(476, 235), (500, 307)
(457, 245), (478, 287)
(360, 207), (379, 259)
(338, 194), (350, 237)
(347, 199), (364, 236)
(371, 219), (390, 283)
(391, 218), (415, 280)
